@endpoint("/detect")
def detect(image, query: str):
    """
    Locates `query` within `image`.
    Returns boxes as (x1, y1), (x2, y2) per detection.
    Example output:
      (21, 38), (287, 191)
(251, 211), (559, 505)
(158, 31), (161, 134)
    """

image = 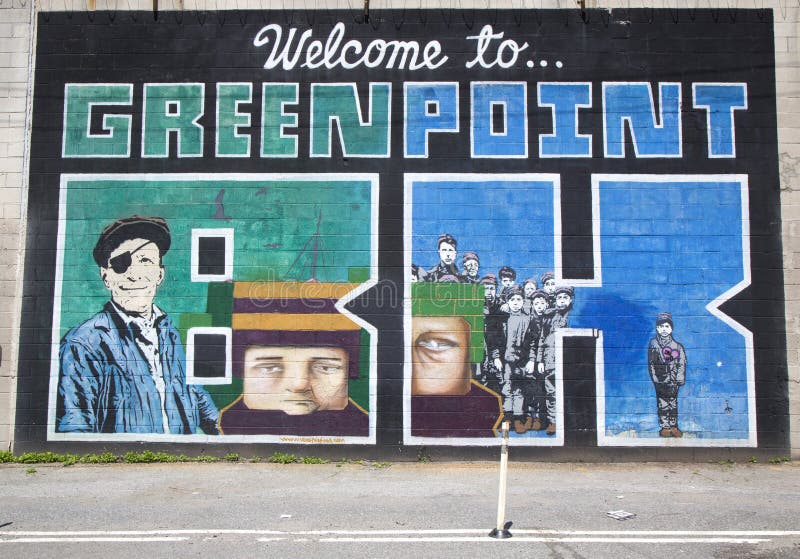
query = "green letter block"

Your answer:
(63, 84), (132, 158)
(142, 83), (205, 157)
(311, 83), (390, 157)
(216, 83), (252, 157)
(261, 83), (298, 157)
